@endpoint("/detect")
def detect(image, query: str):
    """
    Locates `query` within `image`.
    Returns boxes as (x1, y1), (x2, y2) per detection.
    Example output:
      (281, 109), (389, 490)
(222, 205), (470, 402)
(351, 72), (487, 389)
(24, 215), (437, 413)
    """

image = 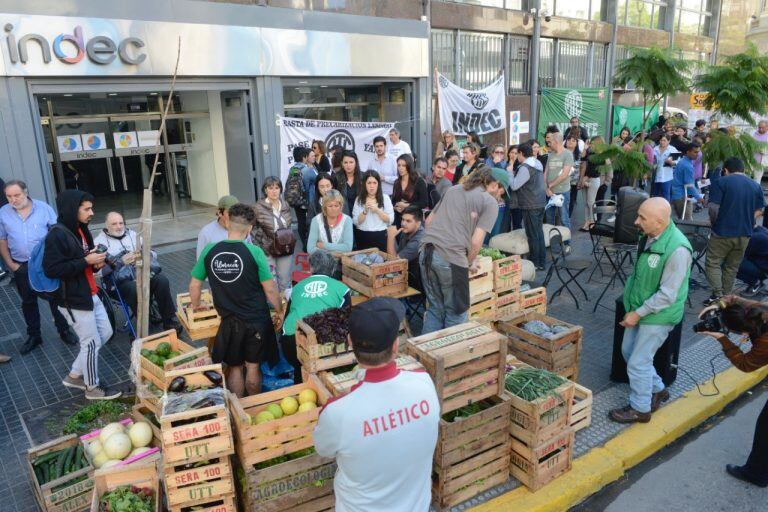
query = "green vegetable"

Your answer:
(479, 247), (505, 261)
(62, 401), (130, 435)
(64, 445), (76, 474)
(504, 368), (566, 402)
(98, 485), (154, 512)
(74, 443), (84, 470)
(442, 402), (483, 422)
(34, 464), (43, 485)
(42, 462), (50, 484)
(33, 450), (62, 466)
(54, 447), (70, 480)
(140, 349), (152, 358)
(155, 342), (171, 357)
(167, 350), (180, 359)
